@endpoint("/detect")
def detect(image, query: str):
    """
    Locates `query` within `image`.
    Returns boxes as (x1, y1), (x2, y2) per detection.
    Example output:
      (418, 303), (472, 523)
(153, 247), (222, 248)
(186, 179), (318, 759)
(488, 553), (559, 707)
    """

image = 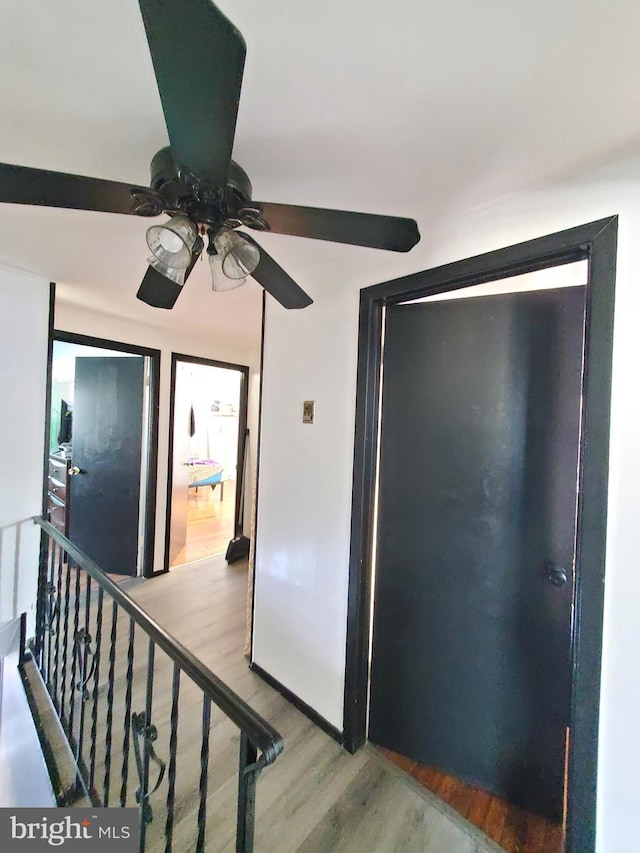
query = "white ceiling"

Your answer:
(1, 0), (639, 344)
